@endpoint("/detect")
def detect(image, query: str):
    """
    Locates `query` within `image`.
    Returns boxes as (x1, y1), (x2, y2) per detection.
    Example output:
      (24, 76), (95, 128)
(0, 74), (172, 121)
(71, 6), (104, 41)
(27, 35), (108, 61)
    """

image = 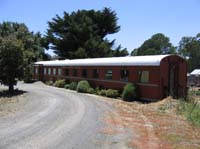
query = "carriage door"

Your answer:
(38, 65), (43, 81)
(169, 63), (178, 97)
